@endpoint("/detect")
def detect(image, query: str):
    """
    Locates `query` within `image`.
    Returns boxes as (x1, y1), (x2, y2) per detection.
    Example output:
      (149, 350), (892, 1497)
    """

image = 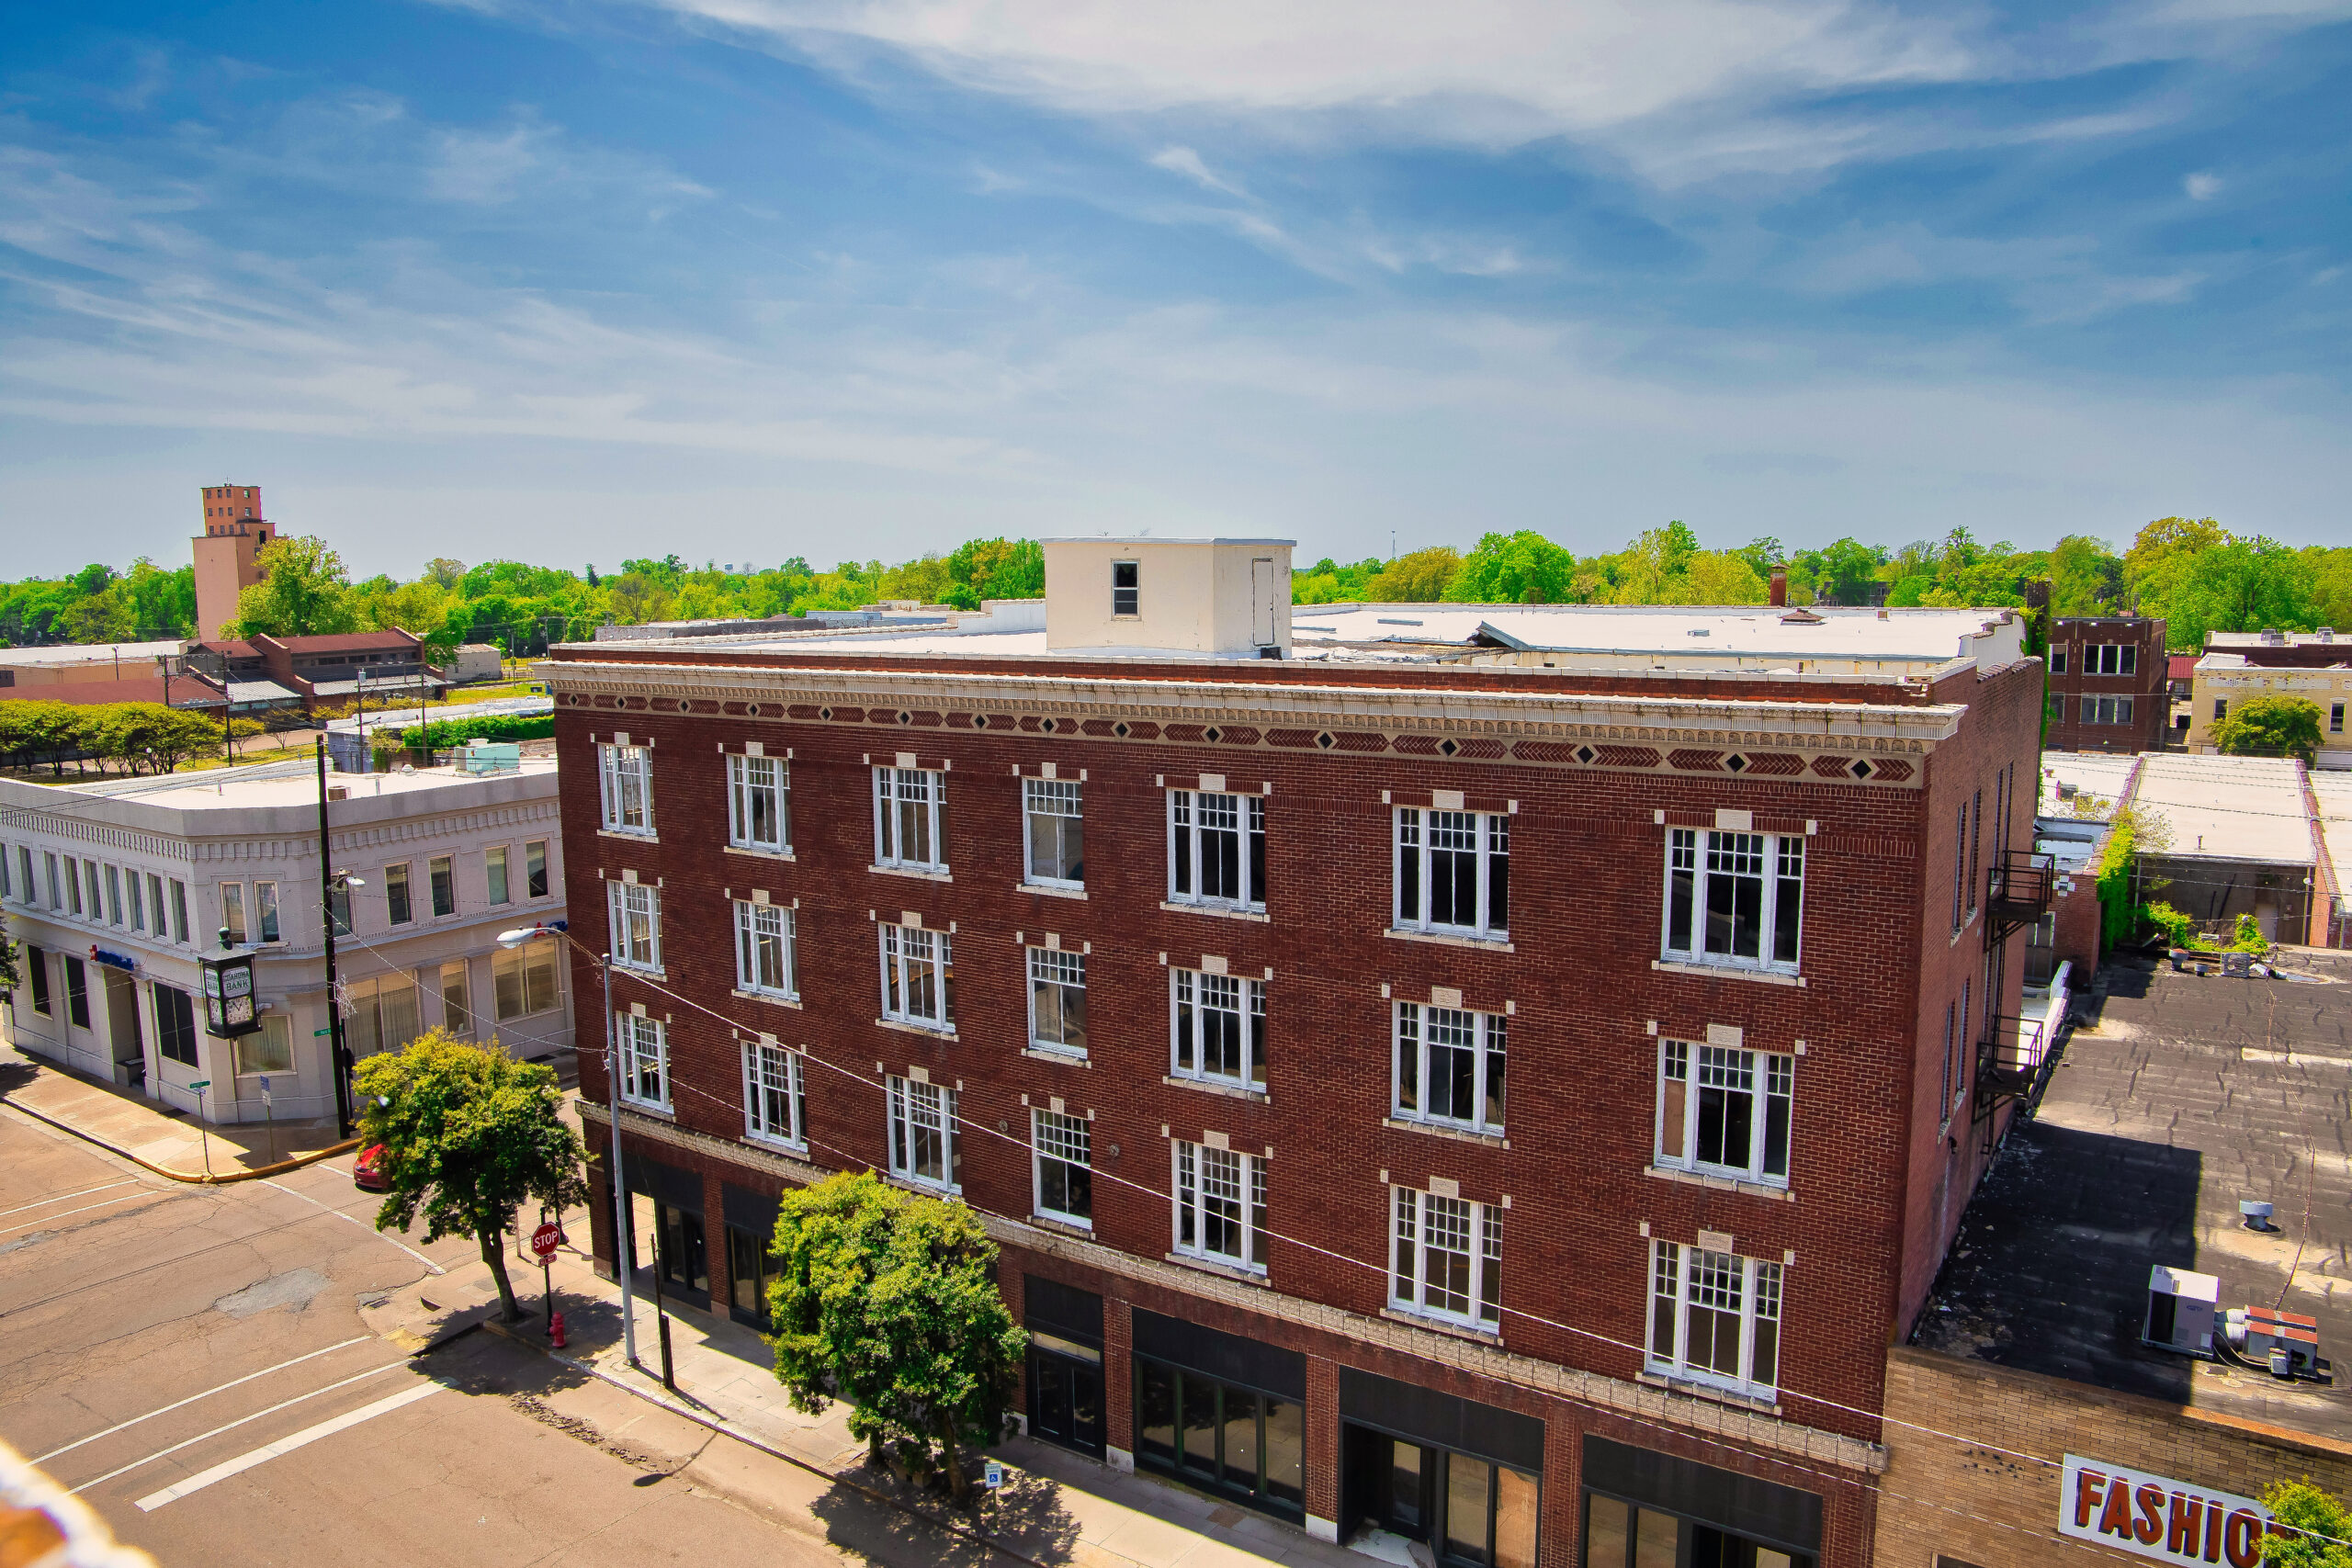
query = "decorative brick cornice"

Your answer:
(583, 1102), (1890, 1478)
